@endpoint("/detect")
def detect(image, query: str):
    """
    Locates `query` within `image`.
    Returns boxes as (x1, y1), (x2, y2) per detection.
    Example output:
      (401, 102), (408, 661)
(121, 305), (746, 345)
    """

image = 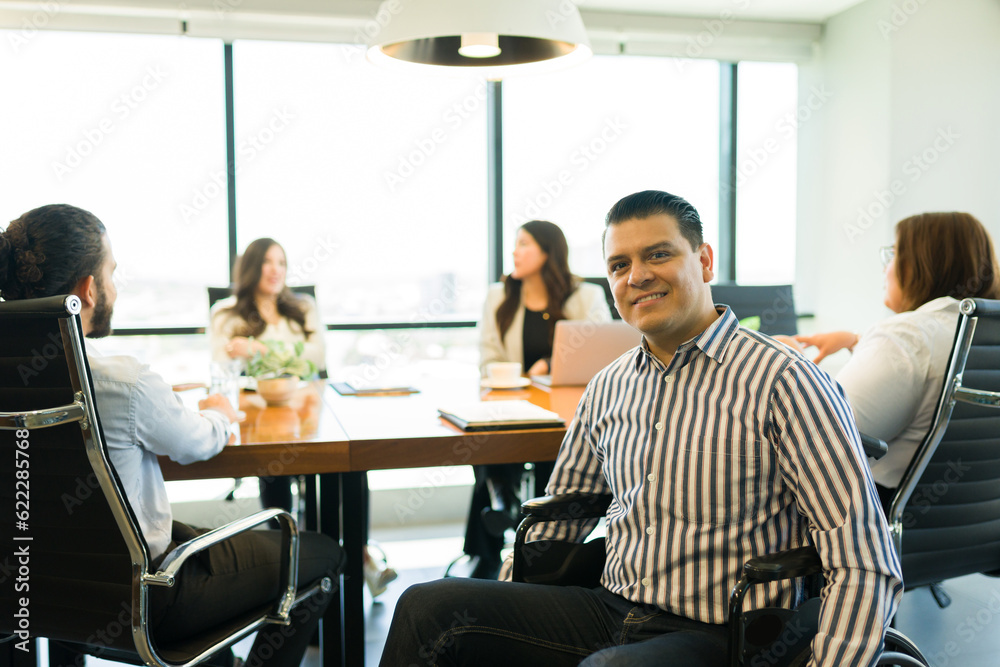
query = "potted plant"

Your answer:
(247, 339), (317, 406)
